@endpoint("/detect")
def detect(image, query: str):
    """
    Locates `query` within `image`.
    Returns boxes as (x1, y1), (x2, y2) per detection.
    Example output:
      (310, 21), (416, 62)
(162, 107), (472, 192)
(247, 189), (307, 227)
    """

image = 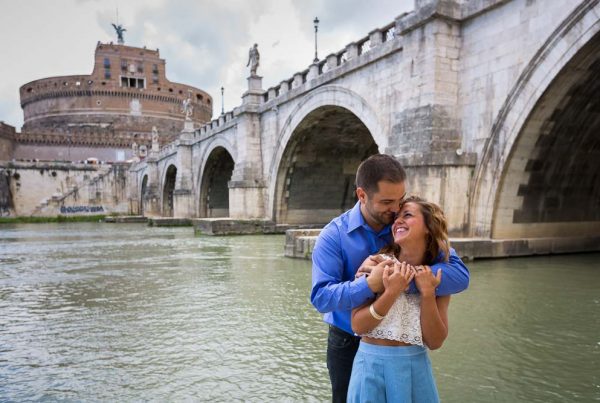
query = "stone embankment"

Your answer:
(0, 161), (130, 217)
(284, 229), (600, 260)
